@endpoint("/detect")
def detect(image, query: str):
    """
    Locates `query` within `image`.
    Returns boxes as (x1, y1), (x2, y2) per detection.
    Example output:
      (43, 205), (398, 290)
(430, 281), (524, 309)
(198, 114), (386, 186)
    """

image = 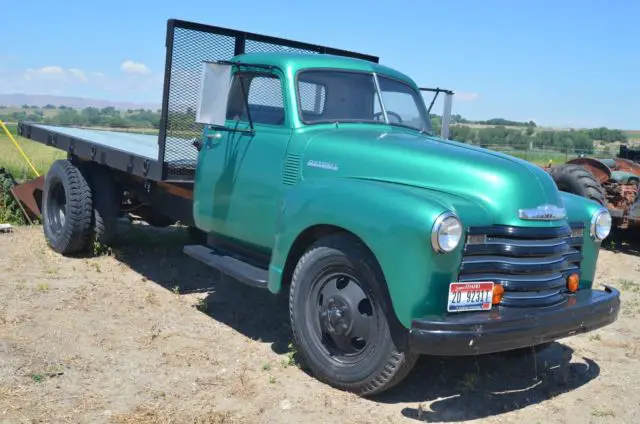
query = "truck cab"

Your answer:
(185, 52), (621, 395)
